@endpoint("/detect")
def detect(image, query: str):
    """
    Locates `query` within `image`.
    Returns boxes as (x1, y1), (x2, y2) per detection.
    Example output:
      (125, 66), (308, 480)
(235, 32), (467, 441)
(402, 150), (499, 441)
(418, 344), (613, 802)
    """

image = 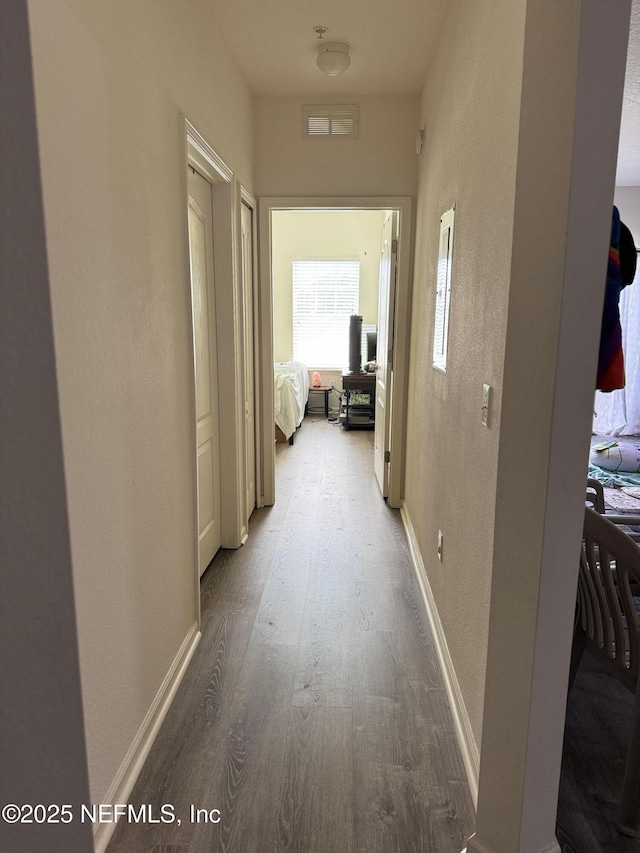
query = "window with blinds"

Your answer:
(433, 206), (455, 372)
(292, 259), (360, 368)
